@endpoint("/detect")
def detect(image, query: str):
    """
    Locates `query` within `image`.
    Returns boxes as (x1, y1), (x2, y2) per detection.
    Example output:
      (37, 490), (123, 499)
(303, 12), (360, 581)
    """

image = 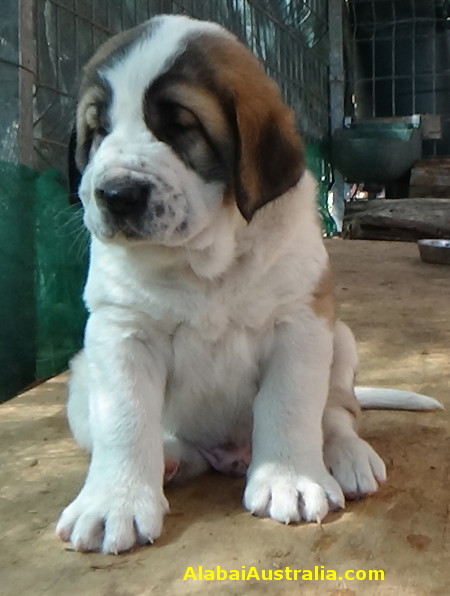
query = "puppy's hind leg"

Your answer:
(66, 350), (93, 452)
(163, 434), (210, 483)
(323, 321), (386, 499)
